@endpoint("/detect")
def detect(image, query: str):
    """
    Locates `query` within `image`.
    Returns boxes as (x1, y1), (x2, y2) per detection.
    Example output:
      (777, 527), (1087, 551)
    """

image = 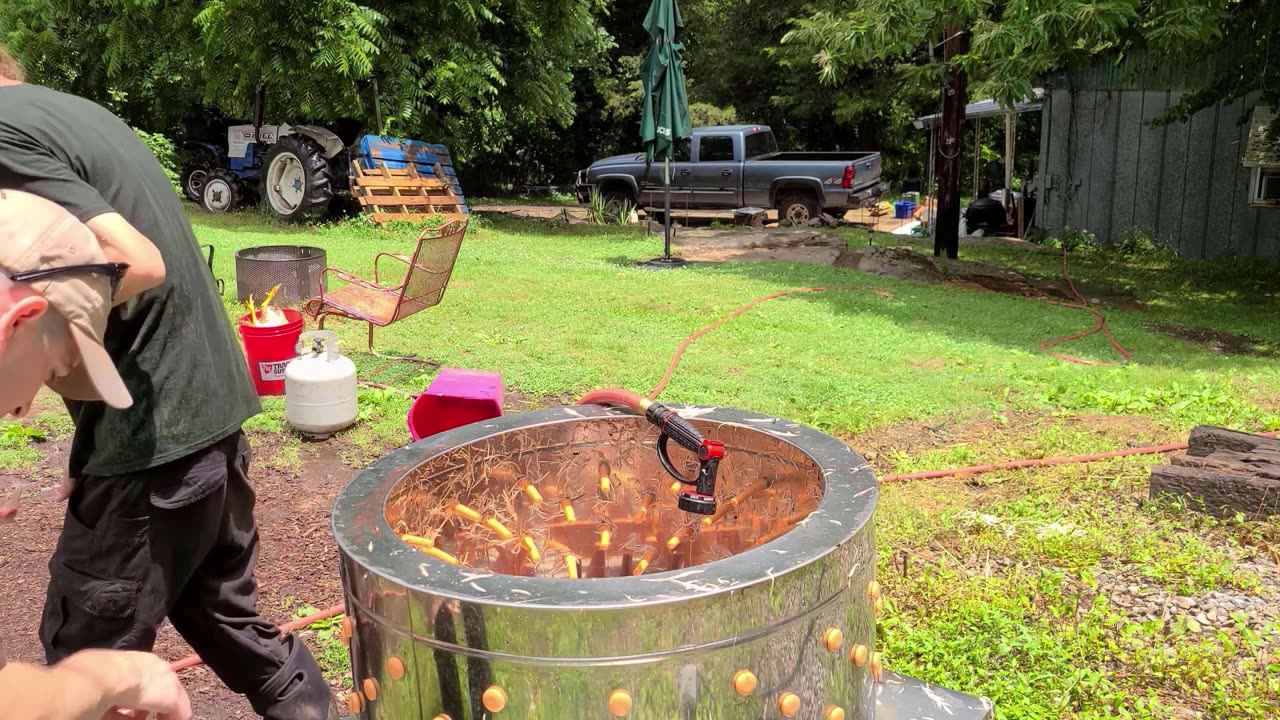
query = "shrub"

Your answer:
(1110, 227), (1176, 260)
(133, 128), (181, 195)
